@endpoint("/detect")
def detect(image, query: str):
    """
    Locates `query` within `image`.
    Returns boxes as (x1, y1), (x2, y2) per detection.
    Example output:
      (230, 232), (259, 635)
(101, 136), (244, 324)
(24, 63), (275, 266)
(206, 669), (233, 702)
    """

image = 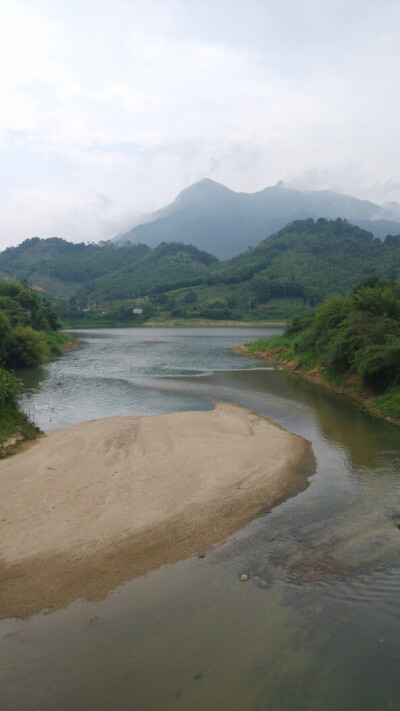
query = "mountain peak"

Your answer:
(114, 179), (398, 258)
(175, 178), (236, 204)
